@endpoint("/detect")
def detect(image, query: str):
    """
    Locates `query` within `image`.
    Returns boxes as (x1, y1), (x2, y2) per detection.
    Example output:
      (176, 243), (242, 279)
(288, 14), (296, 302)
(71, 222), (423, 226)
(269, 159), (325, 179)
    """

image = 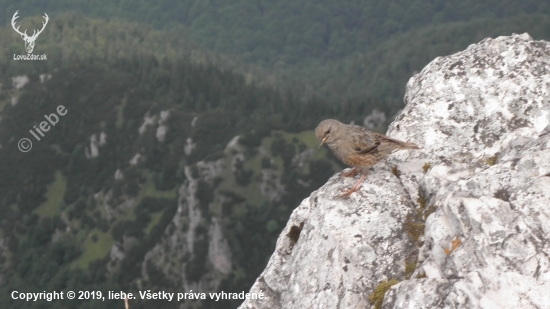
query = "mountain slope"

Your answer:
(0, 16), (347, 309)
